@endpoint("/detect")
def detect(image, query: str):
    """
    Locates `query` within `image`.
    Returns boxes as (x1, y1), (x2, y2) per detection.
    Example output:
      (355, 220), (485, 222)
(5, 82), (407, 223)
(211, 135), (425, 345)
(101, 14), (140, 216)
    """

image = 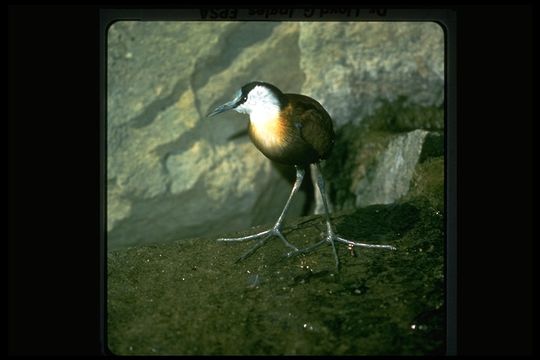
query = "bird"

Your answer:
(207, 81), (395, 270)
